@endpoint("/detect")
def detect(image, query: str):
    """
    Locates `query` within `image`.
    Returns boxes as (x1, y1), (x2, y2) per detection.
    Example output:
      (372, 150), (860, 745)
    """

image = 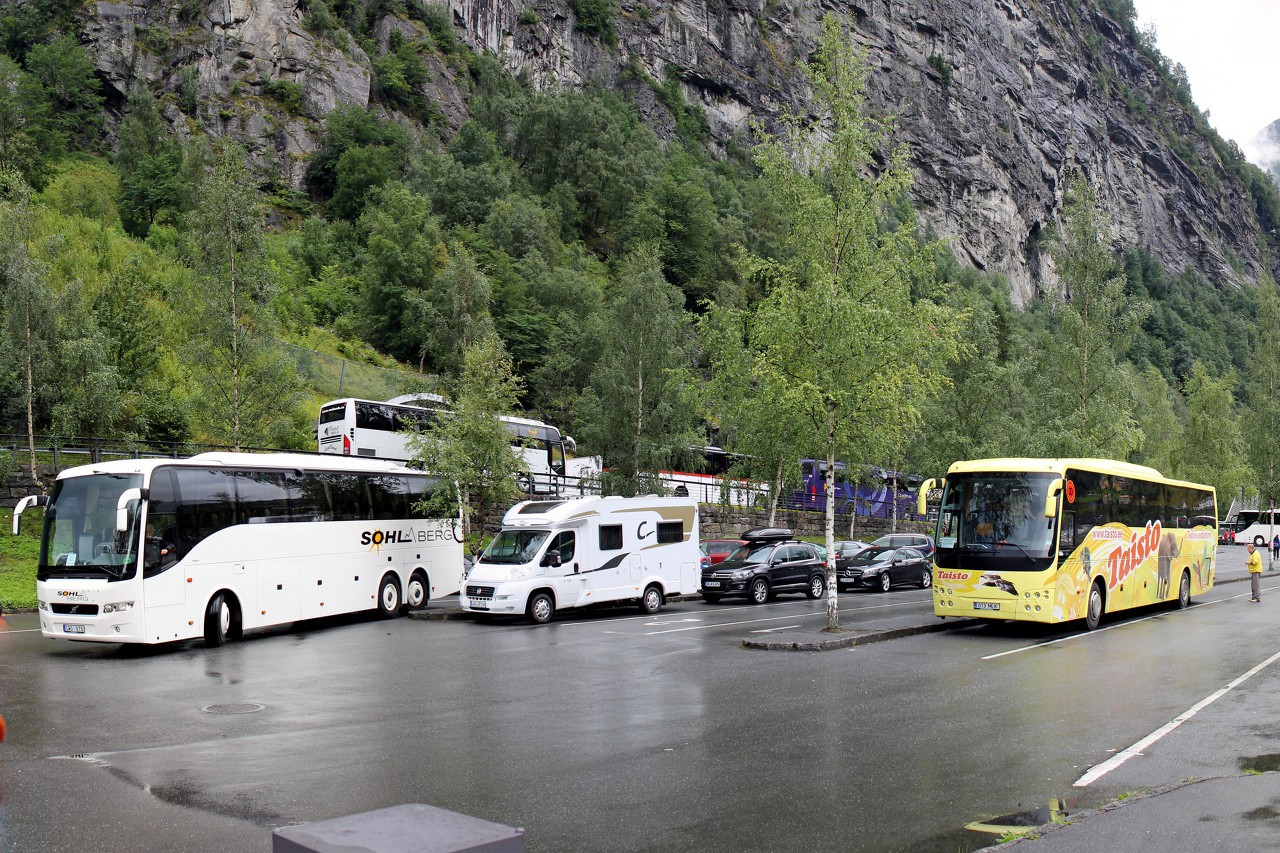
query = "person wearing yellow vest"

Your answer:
(1248, 542), (1263, 602)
